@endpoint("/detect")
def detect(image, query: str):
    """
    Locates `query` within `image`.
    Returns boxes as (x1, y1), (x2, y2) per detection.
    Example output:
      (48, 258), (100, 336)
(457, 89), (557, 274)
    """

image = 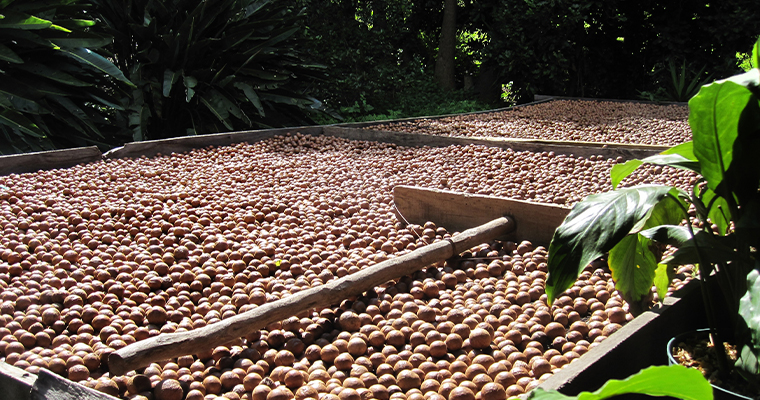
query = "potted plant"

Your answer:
(539, 37), (760, 398)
